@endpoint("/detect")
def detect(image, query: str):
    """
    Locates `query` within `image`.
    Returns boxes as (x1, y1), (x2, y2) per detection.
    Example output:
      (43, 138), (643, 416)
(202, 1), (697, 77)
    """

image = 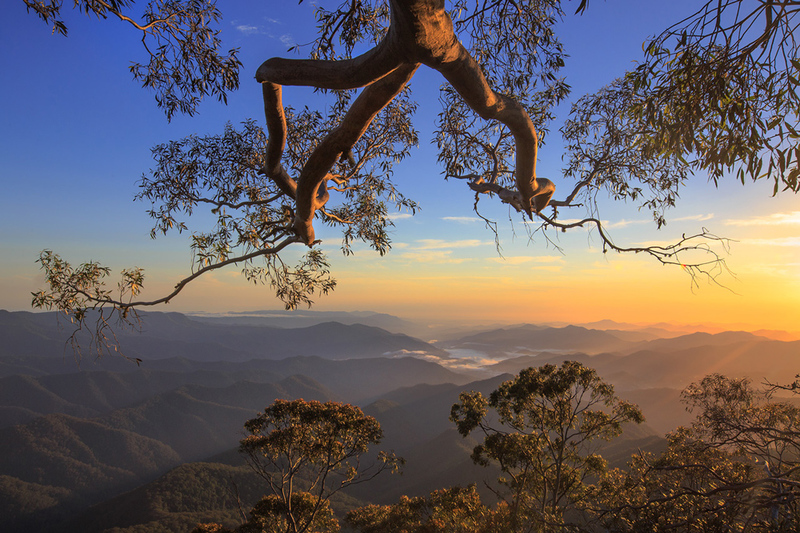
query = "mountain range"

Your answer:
(0, 309), (797, 532)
